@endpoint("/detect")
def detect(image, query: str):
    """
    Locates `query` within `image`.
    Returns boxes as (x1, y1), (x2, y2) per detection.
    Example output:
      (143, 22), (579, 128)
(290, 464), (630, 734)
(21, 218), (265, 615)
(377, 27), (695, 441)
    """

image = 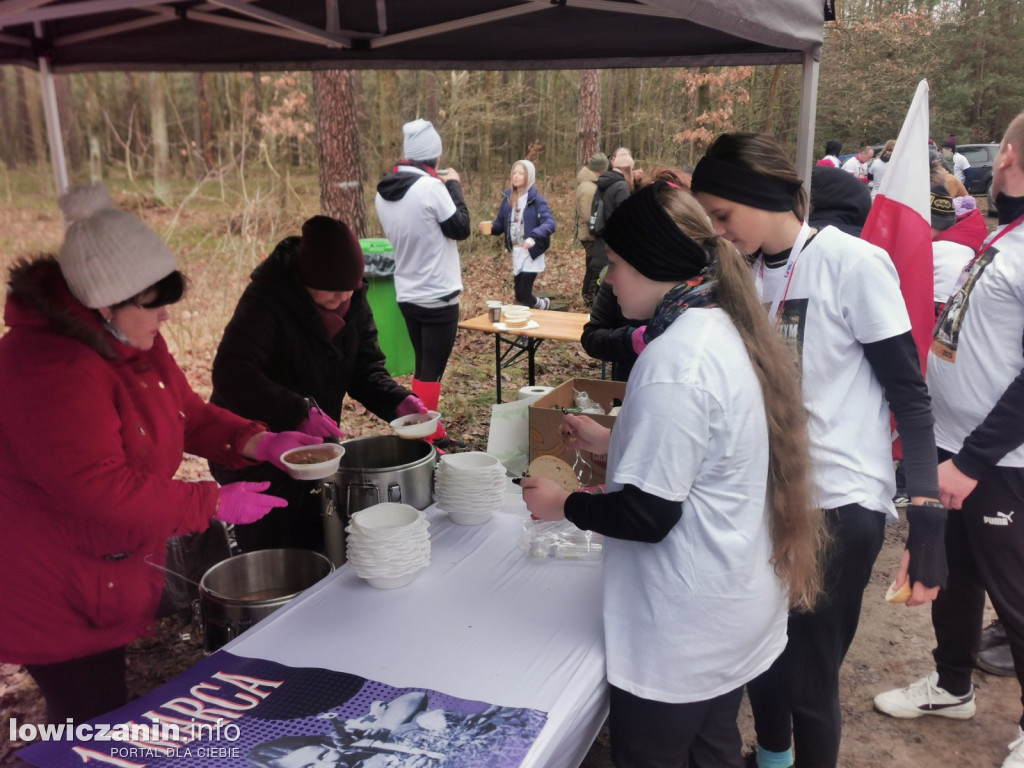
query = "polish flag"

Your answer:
(860, 79), (934, 375)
